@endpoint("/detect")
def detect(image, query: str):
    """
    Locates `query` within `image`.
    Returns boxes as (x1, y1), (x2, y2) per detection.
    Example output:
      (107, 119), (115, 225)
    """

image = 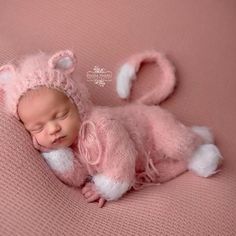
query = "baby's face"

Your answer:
(18, 87), (80, 150)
